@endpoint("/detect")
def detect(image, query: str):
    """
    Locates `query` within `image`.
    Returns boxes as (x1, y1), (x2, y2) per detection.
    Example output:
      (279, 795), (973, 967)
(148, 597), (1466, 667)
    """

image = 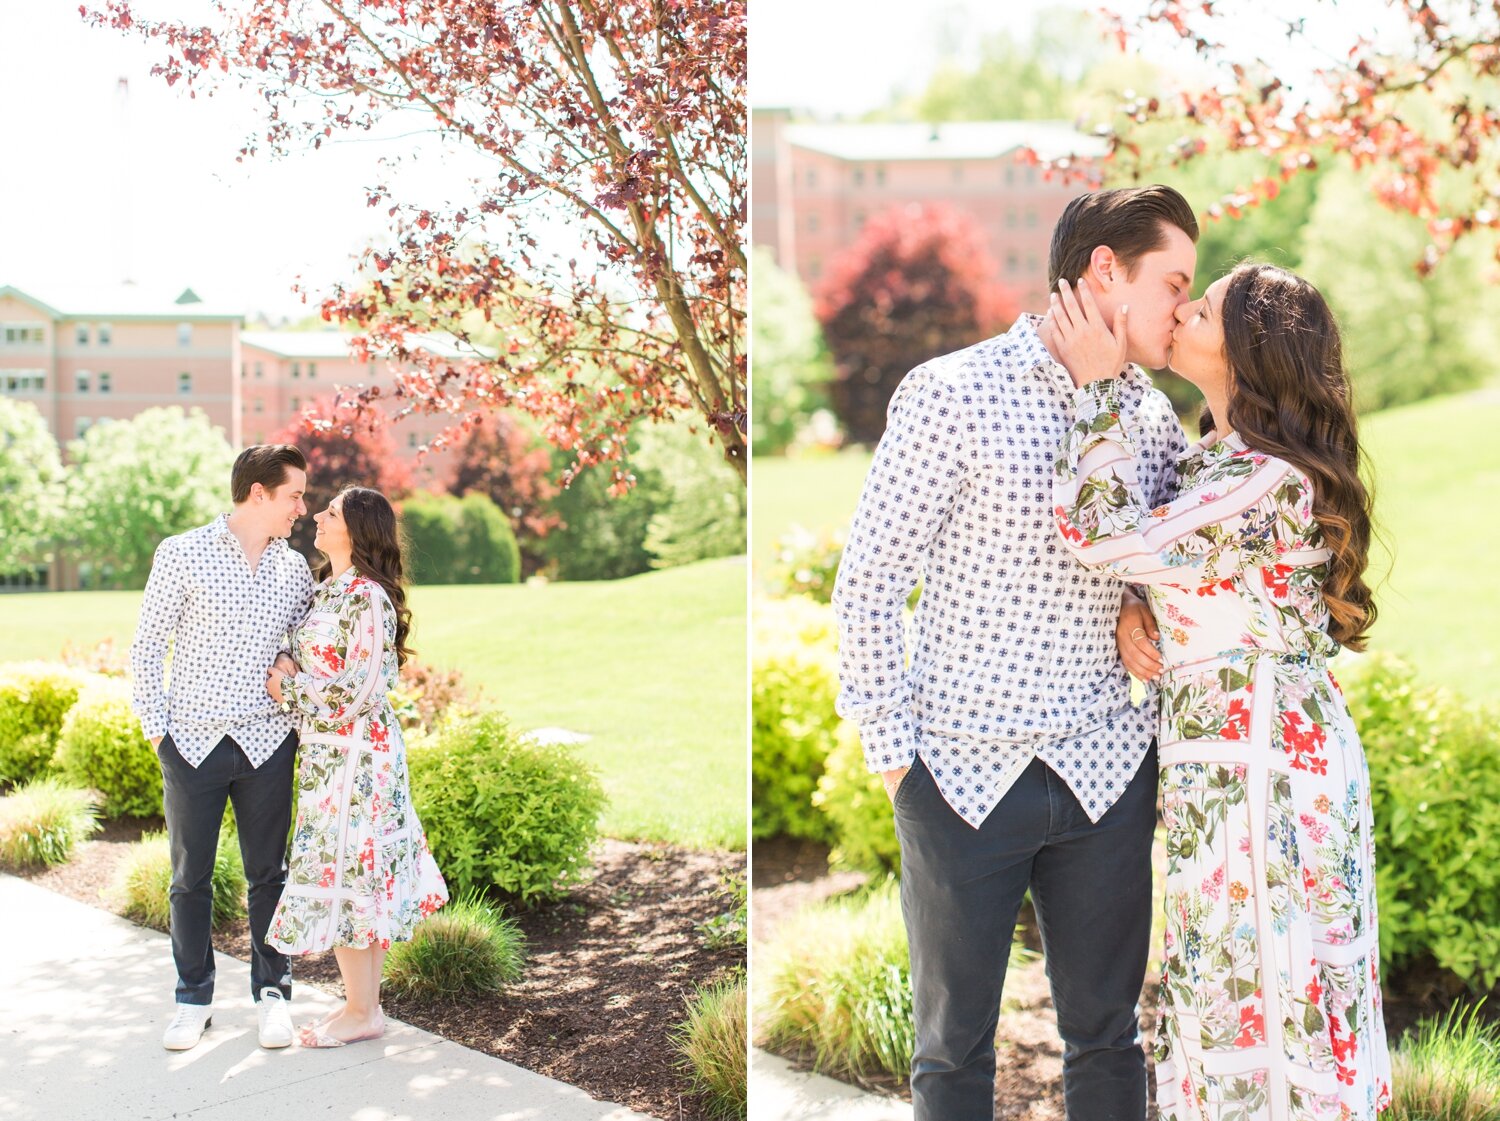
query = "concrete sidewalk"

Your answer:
(749, 1050), (912, 1121)
(0, 874), (654, 1121)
